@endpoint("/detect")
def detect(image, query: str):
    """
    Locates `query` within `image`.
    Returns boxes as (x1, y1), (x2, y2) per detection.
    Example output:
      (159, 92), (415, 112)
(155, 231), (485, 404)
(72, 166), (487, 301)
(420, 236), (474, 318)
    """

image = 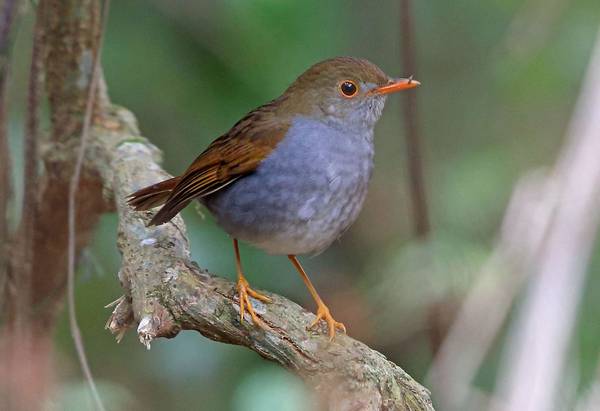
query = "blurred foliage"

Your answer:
(6, 0), (600, 409)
